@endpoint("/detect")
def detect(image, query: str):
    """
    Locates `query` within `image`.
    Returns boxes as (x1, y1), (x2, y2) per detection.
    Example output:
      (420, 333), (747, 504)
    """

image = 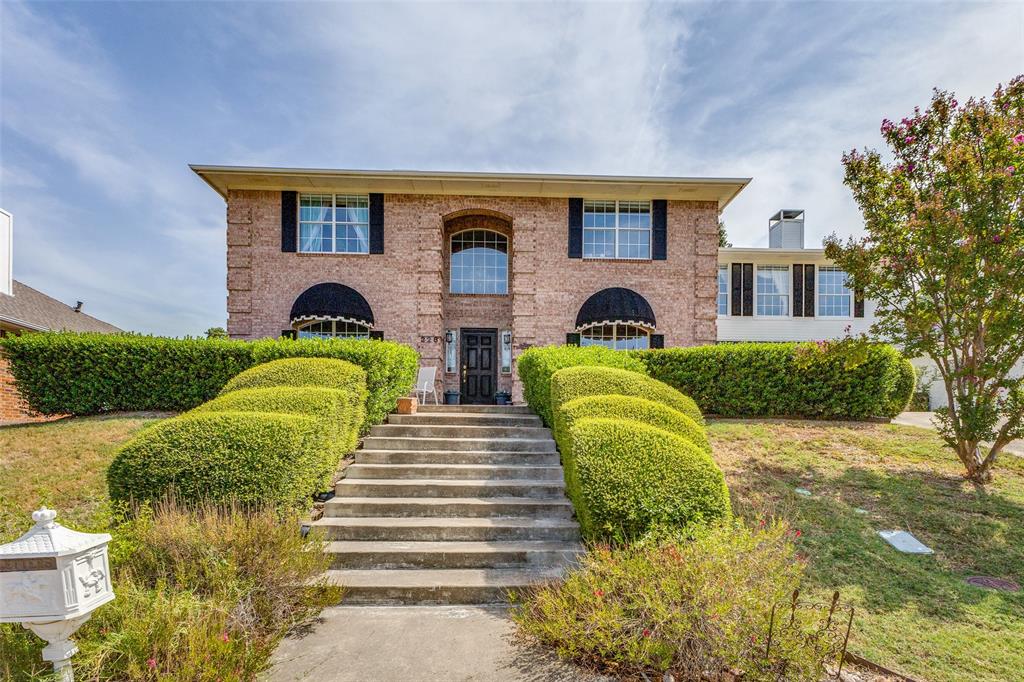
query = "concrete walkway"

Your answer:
(266, 605), (604, 682)
(893, 411), (1024, 456)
